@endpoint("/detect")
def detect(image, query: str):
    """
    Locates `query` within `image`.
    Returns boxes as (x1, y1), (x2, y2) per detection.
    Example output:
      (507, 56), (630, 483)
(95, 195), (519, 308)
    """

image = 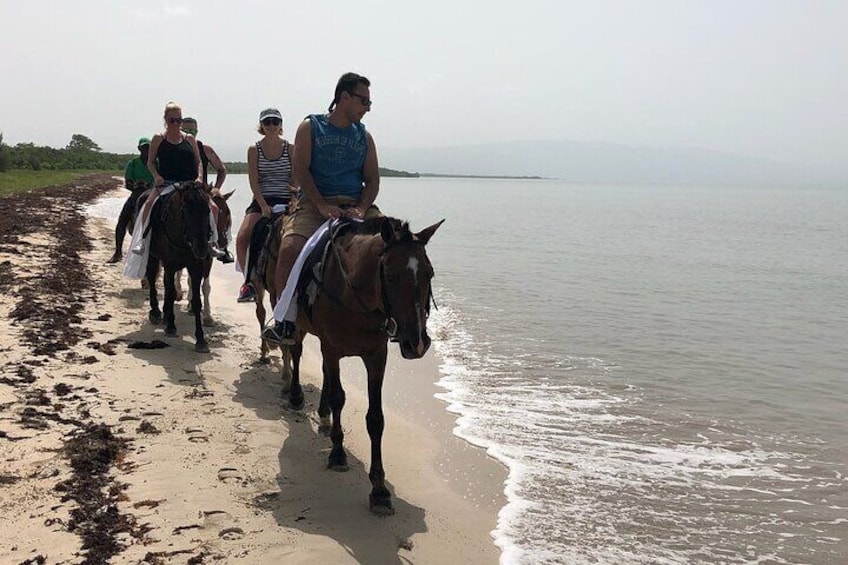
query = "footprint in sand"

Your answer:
(185, 427), (209, 443)
(217, 467), (244, 485)
(201, 402), (227, 415)
(201, 510), (231, 528)
(218, 527), (245, 540)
